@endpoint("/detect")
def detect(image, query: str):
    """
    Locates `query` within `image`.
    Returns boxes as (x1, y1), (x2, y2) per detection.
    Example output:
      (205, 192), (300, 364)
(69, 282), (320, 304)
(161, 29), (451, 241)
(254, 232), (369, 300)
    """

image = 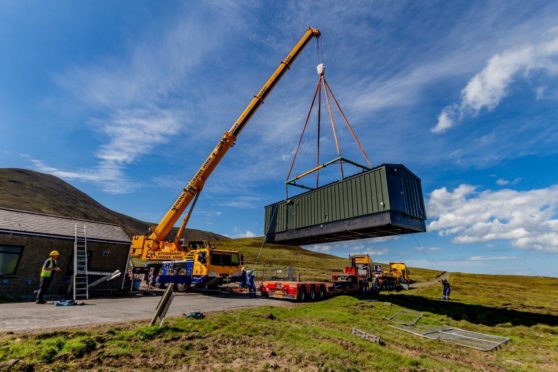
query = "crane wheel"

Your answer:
(174, 268), (189, 292)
